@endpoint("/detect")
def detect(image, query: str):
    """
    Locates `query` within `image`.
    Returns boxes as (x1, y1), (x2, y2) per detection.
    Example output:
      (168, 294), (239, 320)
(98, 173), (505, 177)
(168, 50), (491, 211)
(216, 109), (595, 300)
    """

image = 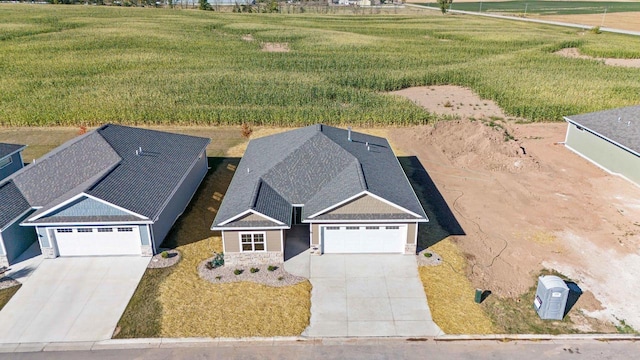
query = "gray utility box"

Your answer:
(534, 275), (569, 320)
